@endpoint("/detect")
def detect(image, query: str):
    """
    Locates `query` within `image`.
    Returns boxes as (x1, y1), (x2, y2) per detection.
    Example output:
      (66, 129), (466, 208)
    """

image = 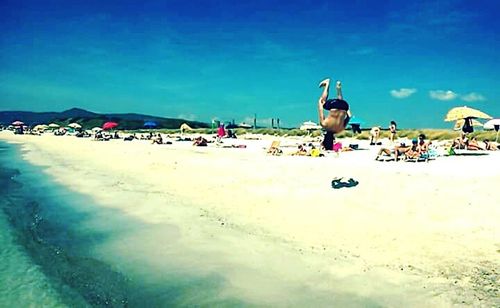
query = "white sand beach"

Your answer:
(1, 131), (499, 306)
